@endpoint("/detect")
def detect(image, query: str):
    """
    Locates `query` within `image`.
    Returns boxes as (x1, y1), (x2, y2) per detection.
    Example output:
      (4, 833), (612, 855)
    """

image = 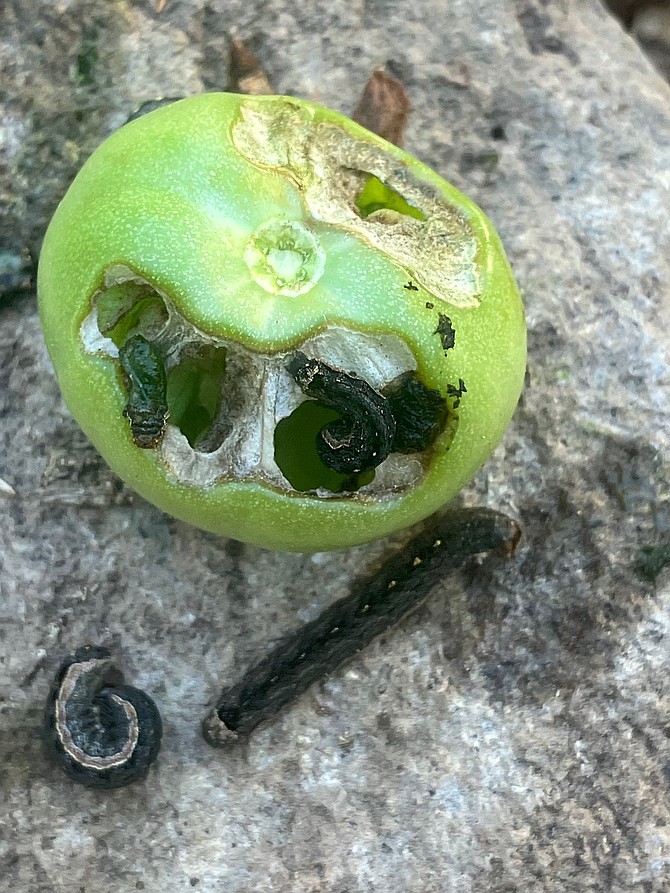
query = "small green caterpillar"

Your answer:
(119, 334), (169, 448)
